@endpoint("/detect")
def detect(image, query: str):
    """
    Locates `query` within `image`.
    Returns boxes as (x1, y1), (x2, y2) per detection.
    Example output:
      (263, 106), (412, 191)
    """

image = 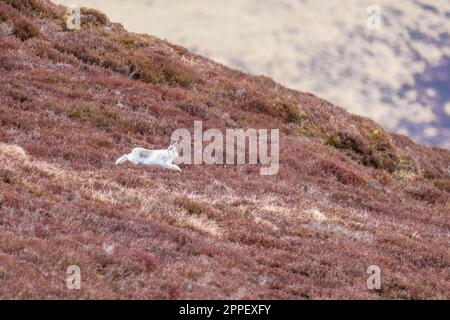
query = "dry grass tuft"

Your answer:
(80, 7), (108, 28)
(13, 17), (39, 40)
